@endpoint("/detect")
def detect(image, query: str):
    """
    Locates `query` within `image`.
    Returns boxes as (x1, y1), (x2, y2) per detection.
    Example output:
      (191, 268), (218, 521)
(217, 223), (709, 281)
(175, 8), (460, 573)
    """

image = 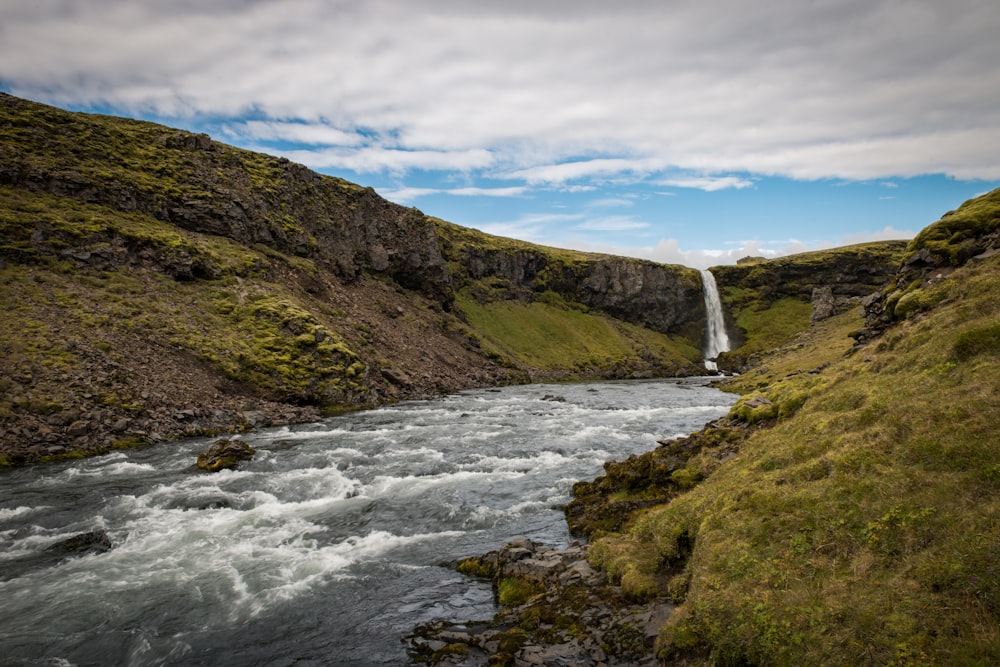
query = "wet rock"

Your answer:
(410, 539), (664, 666)
(48, 529), (113, 554)
(196, 438), (255, 472)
